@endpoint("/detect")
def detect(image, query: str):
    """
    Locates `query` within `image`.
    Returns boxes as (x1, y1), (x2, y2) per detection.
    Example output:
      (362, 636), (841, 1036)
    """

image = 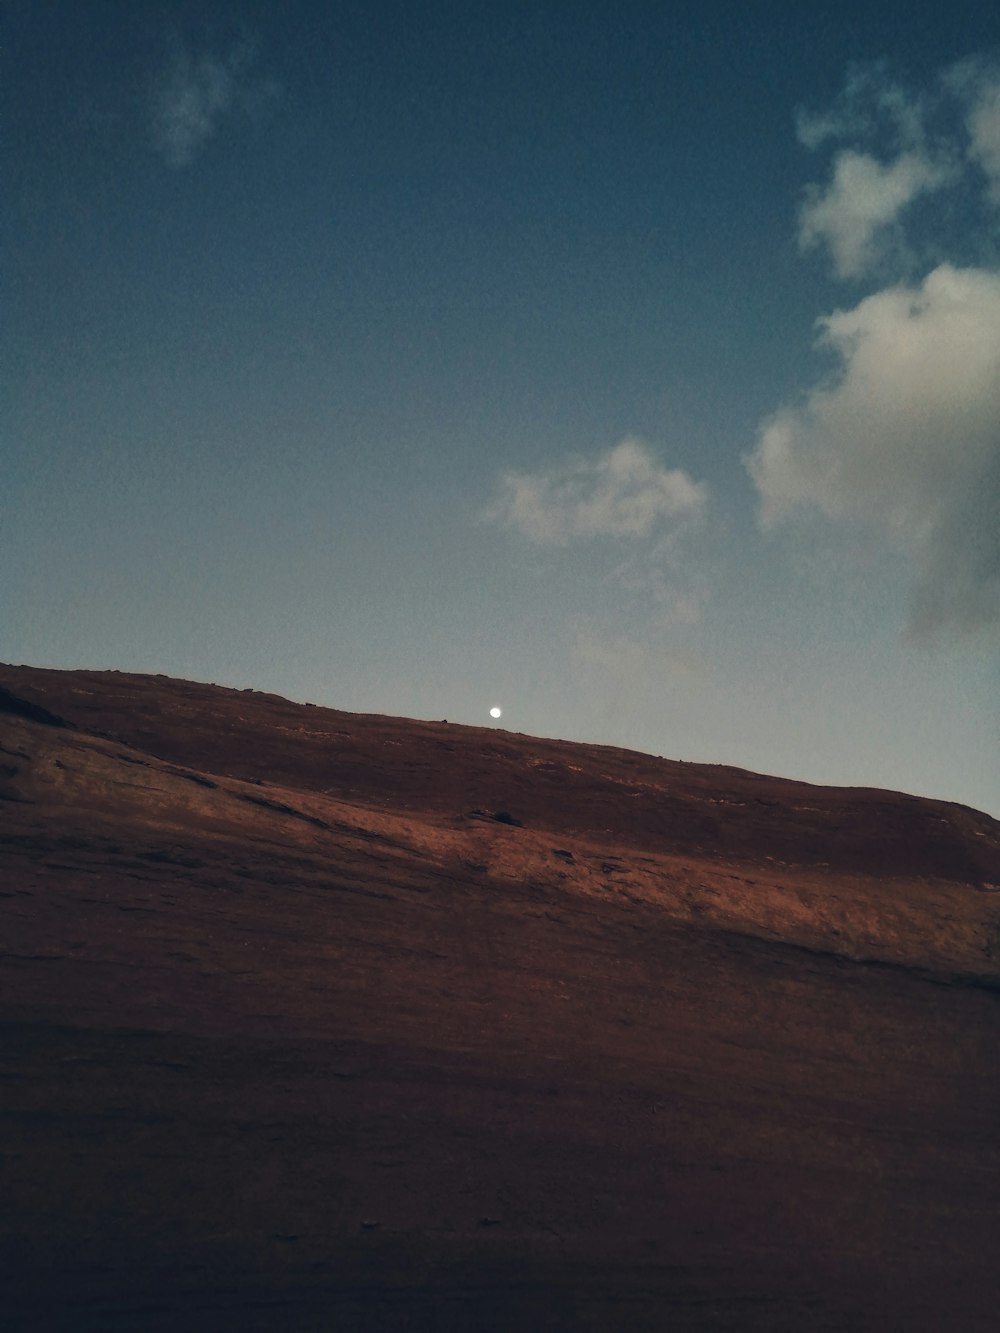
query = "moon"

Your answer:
(489, 706), (502, 719)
